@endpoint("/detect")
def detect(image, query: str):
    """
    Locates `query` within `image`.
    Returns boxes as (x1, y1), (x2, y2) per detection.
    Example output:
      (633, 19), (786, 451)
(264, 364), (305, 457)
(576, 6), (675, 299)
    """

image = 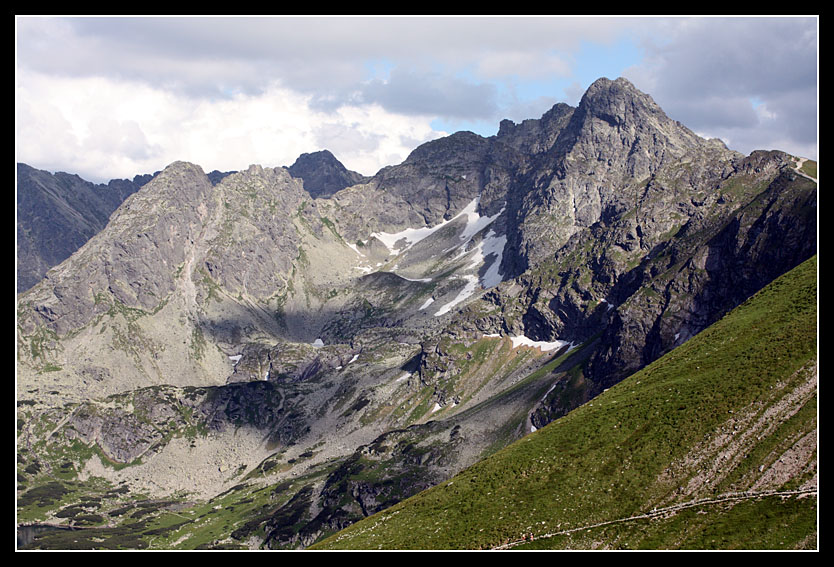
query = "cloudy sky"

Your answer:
(15, 16), (818, 183)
